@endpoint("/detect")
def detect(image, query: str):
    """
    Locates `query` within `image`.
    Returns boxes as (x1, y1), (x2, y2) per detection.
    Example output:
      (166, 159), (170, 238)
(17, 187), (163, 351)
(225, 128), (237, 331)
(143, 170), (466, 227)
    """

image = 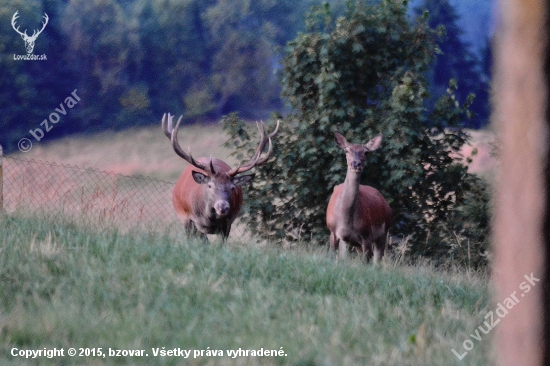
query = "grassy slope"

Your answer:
(0, 214), (491, 365)
(3, 126), (496, 364)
